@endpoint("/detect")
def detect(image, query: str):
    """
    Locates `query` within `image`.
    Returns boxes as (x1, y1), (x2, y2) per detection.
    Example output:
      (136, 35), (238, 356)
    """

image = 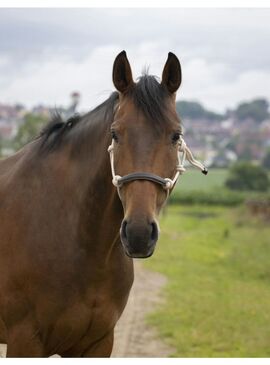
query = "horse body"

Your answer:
(0, 104), (133, 356)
